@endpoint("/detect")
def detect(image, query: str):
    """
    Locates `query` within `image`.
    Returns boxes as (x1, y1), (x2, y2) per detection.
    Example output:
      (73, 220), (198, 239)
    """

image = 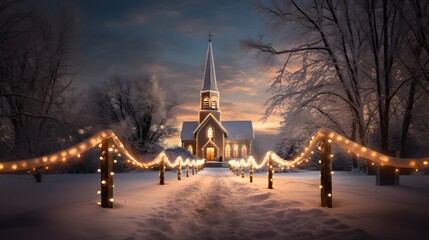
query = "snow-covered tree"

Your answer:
(90, 71), (178, 154)
(245, 0), (429, 169)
